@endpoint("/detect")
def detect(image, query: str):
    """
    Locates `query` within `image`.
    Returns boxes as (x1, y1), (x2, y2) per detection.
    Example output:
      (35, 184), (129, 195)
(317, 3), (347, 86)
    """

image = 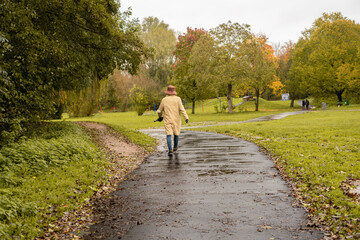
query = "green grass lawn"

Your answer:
(67, 98), (299, 130)
(194, 110), (360, 237)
